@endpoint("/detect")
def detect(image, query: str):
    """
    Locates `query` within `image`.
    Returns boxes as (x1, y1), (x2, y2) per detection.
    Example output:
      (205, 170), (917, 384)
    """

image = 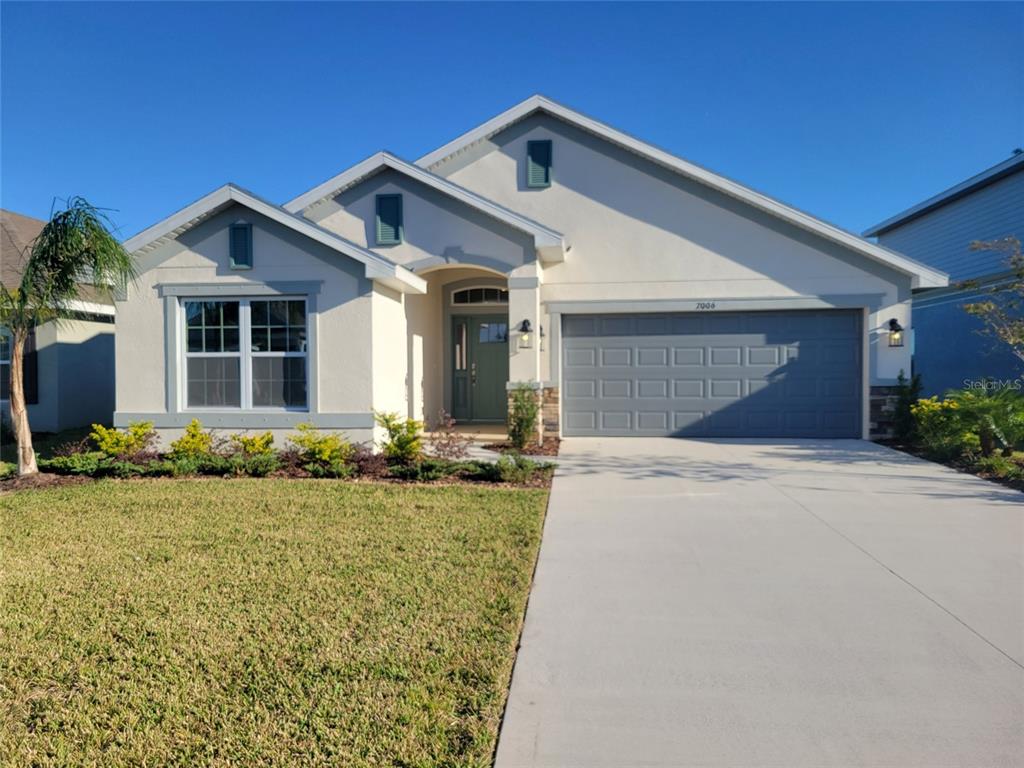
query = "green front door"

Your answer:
(451, 315), (509, 422)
